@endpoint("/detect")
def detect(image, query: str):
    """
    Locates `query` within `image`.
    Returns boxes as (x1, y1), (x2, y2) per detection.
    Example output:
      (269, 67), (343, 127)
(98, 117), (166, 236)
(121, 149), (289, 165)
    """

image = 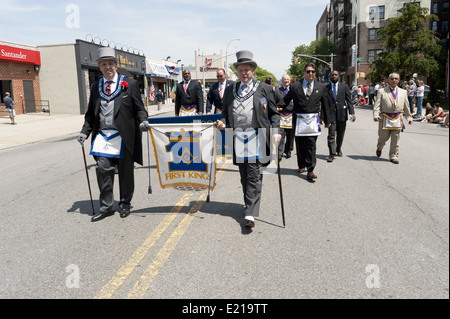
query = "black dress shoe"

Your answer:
(91, 211), (114, 222)
(327, 155), (334, 162)
(244, 219), (255, 228)
(285, 152), (291, 159)
(376, 149), (382, 157)
(119, 204), (131, 218)
(337, 151), (343, 157)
